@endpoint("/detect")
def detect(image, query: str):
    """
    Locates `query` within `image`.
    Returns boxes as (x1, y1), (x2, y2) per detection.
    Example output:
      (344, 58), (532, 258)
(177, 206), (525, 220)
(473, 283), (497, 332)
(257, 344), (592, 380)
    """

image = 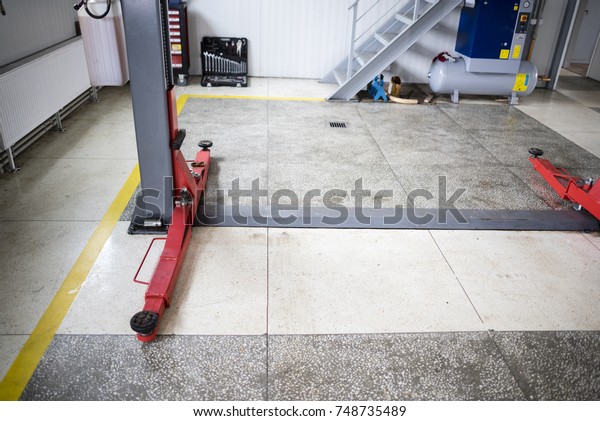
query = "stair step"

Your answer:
(395, 12), (413, 25)
(356, 51), (377, 66)
(374, 32), (399, 47)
